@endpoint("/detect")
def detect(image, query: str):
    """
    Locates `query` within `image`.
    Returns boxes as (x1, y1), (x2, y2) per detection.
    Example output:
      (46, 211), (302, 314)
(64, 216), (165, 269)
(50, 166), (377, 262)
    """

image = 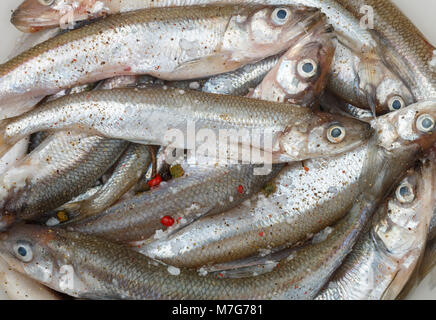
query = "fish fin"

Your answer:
(0, 95), (44, 120)
(169, 53), (241, 80)
(364, 84), (378, 119)
(78, 292), (125, 300)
